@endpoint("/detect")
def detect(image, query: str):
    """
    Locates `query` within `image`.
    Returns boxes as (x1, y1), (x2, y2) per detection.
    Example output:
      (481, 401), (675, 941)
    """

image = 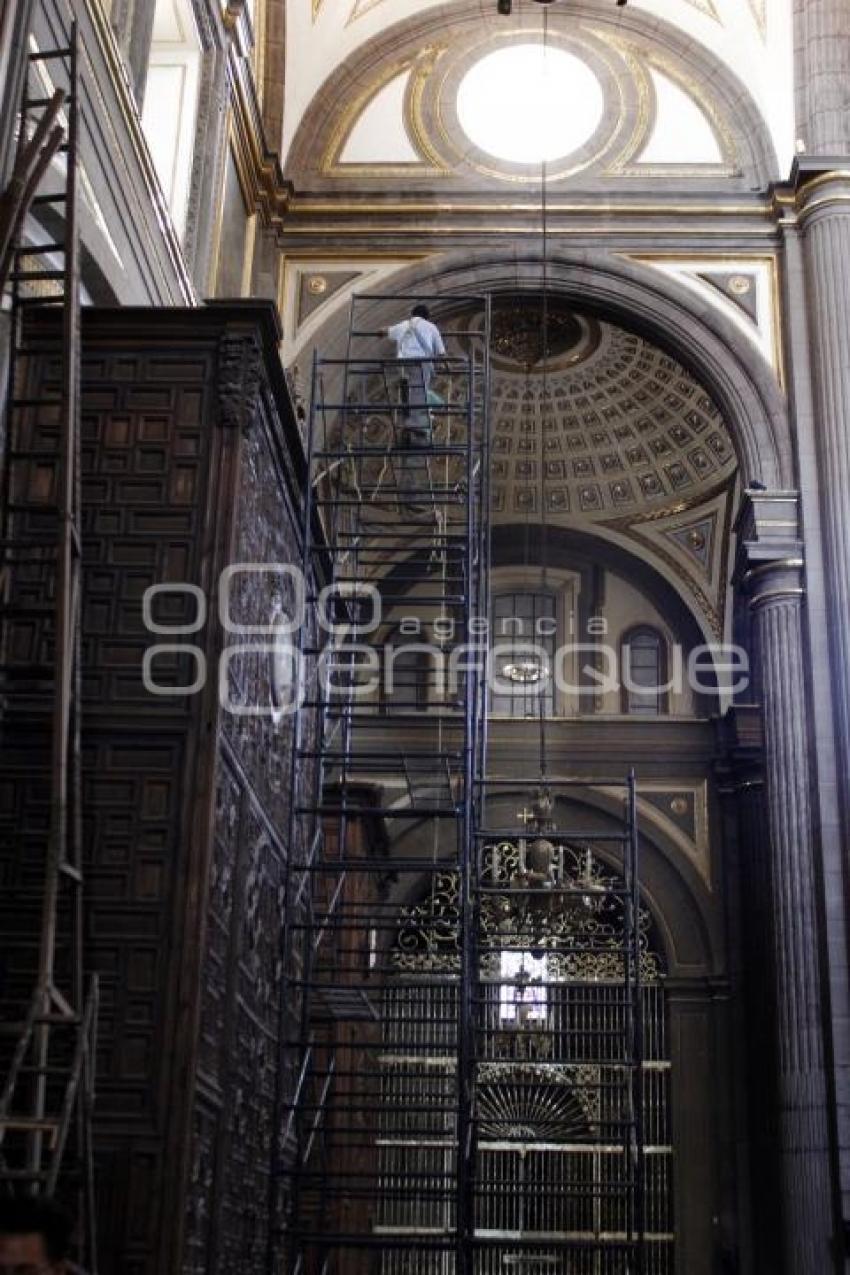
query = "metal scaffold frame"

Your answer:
(271, 292), (657, 1275)
(0, 20), (98, 1269)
